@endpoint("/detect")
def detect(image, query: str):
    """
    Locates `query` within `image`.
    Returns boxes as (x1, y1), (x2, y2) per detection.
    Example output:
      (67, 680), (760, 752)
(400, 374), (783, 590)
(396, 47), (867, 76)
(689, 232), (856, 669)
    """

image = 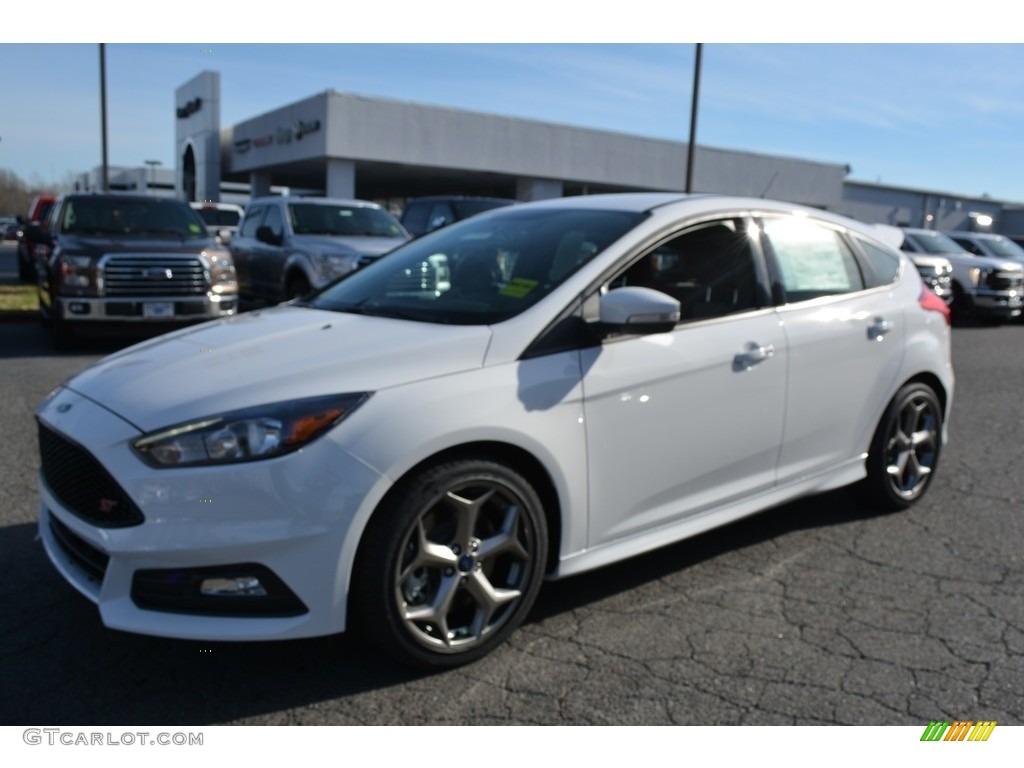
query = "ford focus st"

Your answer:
(36, 193), (953, 668)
